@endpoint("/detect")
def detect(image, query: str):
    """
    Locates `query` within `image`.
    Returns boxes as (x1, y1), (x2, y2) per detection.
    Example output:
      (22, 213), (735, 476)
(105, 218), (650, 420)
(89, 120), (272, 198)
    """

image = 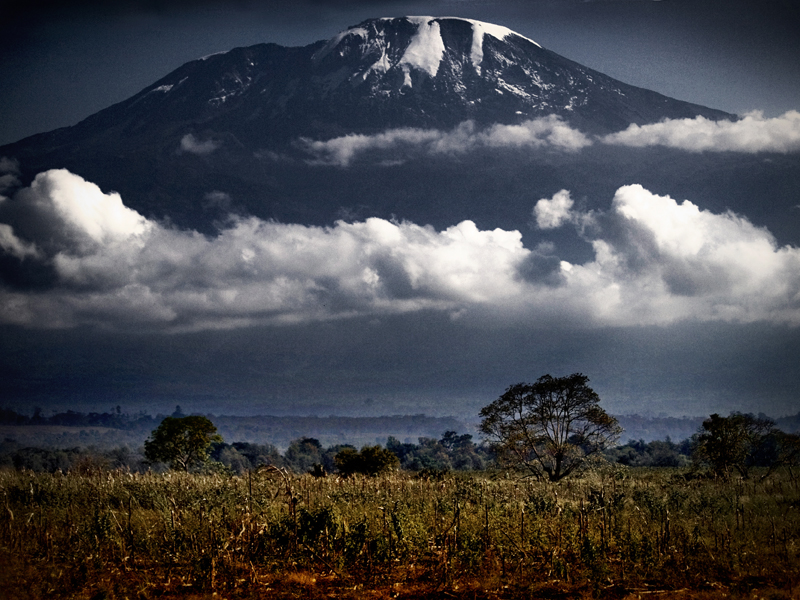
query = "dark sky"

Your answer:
(1, 0), (799, 145)
(0, 0), (799, 420)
